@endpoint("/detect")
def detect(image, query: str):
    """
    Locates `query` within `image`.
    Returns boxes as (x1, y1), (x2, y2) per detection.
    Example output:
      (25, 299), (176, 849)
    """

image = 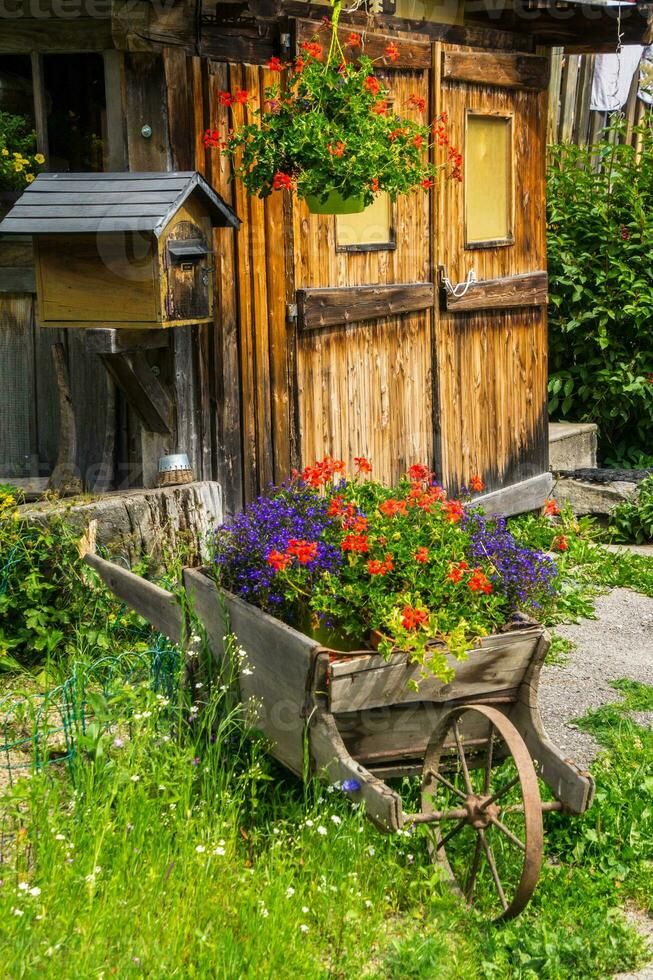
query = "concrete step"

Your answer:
(549, 422), (598, 471)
